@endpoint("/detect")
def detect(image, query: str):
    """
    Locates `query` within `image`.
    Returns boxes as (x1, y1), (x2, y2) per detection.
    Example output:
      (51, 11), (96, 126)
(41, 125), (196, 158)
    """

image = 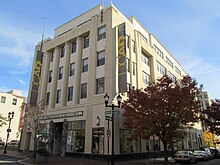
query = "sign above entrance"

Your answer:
(45, 111), (83, 120)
